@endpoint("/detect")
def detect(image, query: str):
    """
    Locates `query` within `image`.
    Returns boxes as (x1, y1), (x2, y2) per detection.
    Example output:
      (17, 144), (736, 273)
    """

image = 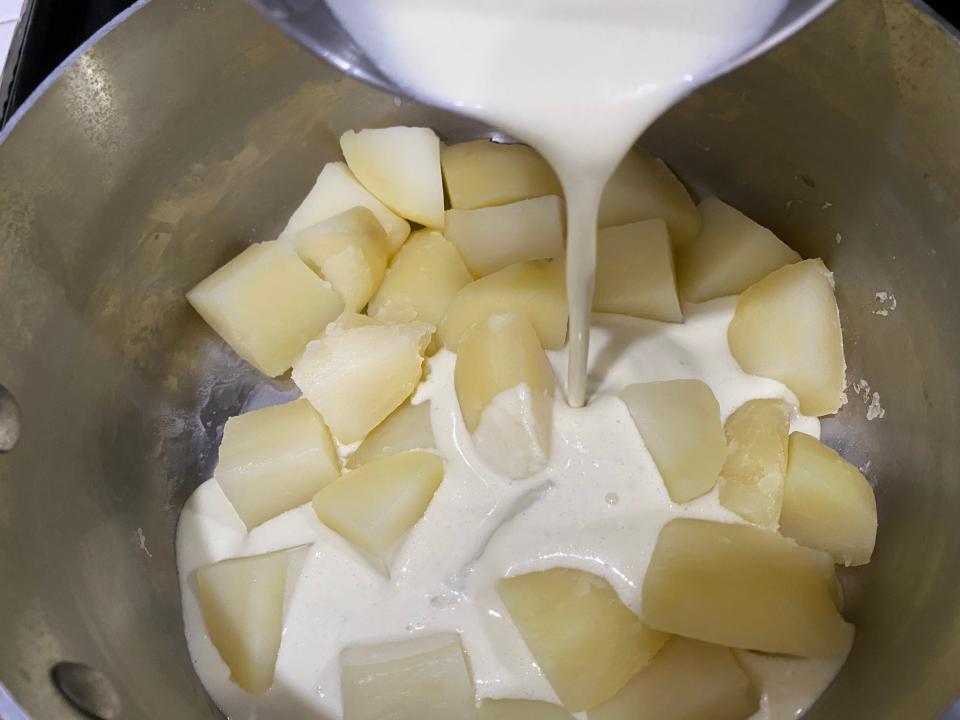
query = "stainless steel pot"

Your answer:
(0, 0), (958, 718)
